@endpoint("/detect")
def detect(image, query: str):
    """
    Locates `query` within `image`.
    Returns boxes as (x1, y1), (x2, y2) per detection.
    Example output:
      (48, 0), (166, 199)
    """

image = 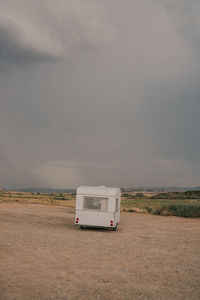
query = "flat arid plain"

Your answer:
(1, 199), (200, 300)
